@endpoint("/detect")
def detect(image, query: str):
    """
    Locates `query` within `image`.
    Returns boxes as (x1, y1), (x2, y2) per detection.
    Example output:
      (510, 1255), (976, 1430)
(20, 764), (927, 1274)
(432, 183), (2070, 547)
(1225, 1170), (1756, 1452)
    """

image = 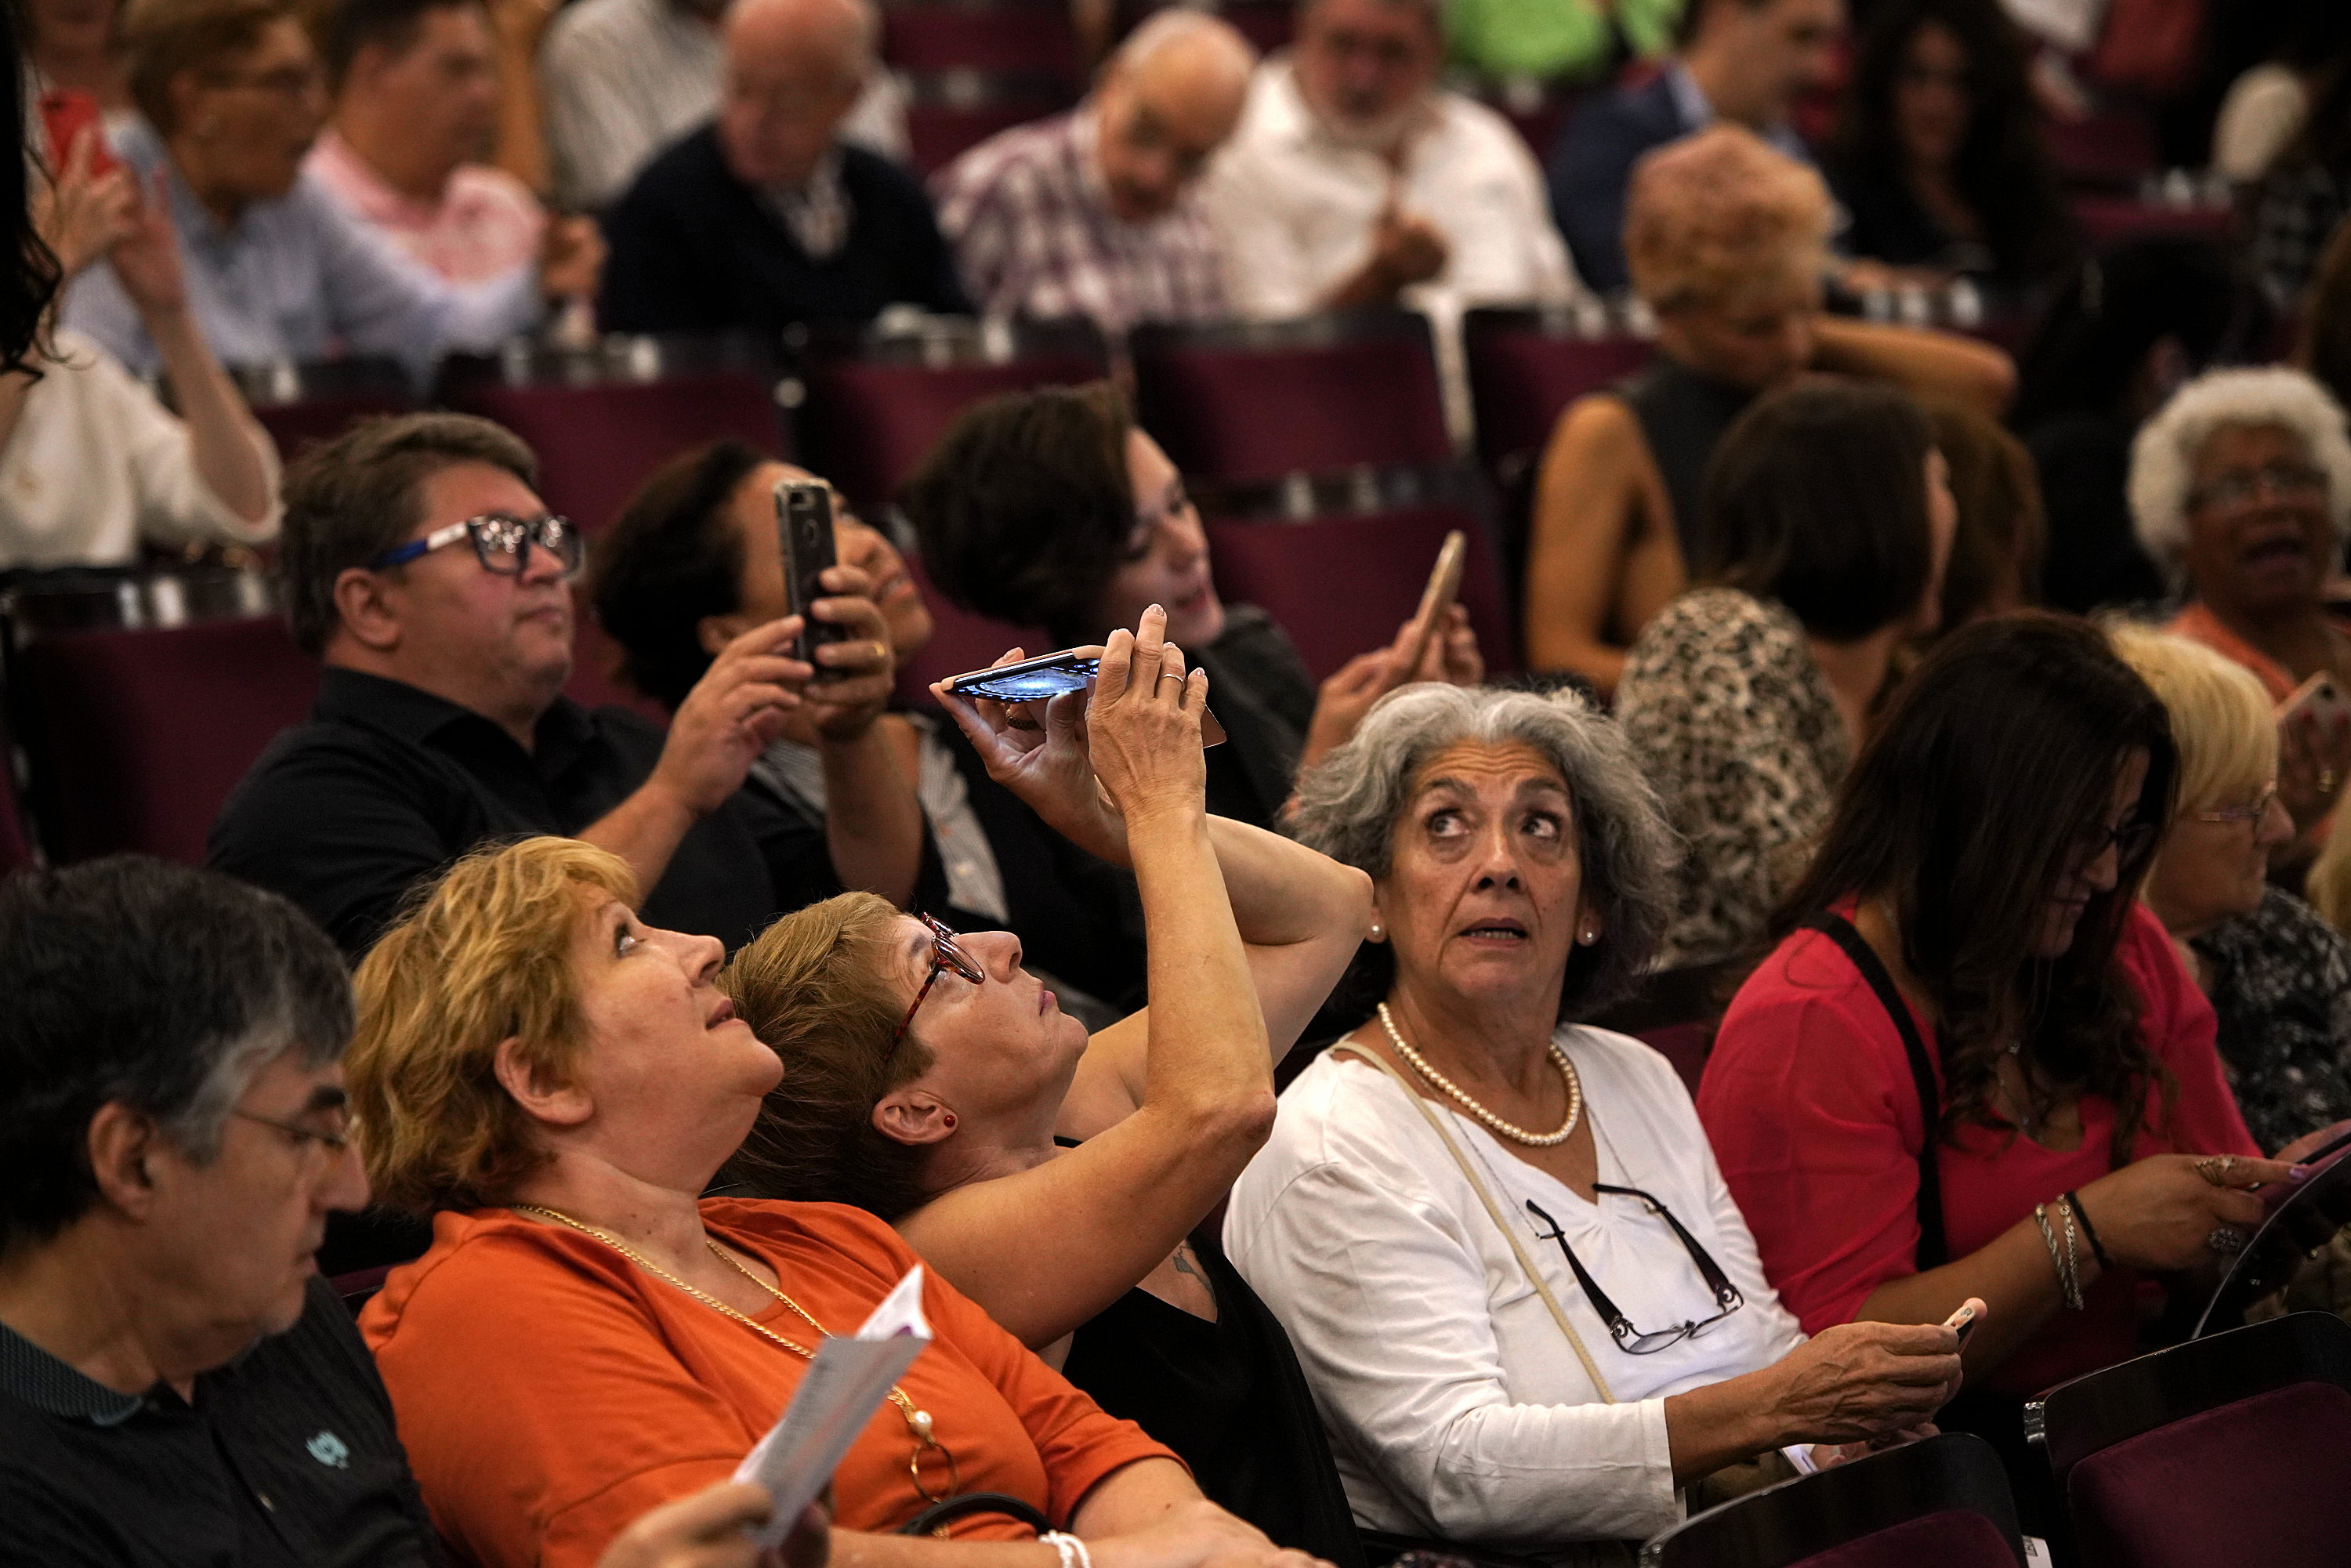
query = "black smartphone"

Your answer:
(942, 647), (1226, 745)
(775, 479), (850, 675)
